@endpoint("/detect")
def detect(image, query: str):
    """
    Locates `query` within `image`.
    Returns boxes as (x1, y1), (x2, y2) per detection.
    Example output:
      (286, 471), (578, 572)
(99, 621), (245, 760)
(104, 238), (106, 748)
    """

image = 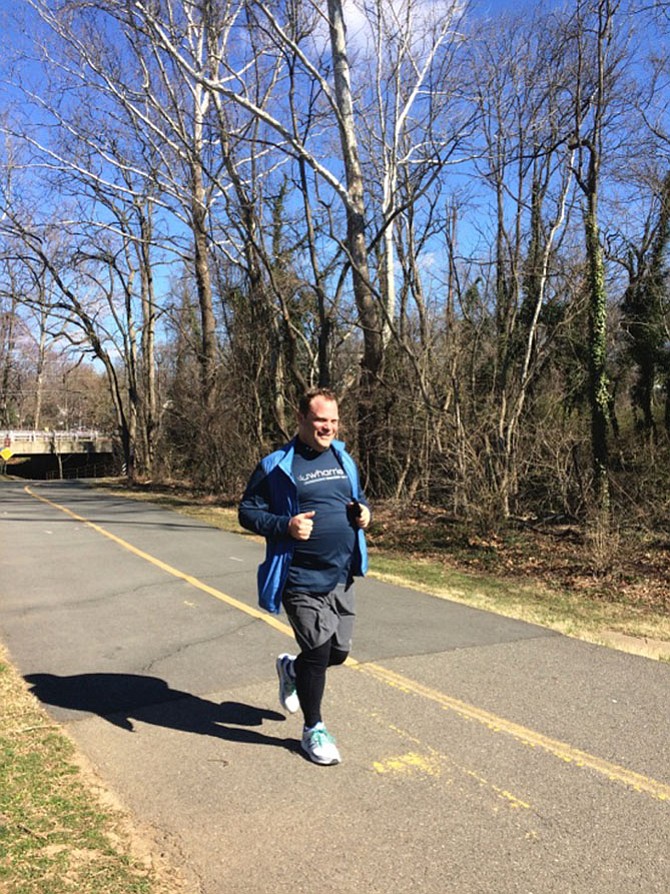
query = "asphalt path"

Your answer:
(1, 479), (669, 894)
